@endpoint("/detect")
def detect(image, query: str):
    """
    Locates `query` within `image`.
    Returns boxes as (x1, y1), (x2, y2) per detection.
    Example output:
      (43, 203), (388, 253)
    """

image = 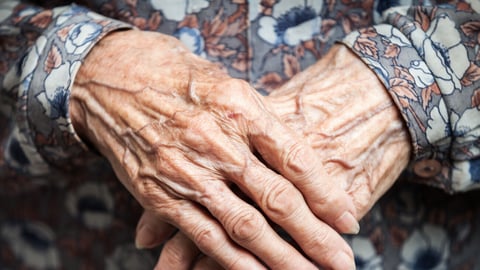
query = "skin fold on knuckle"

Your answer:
(182, 120), (246, 169)
(305, 226), (336, 255)
(225, 210), (265, 244)
(310, 185), (348, 220)
(282, 141), (317, 182)
(209, 78), (263, 121)
(263, 181), (302, 222)
(303, 228), (354, 270)
(131, 176), (173, 212)
(191, 223), (225, 255)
